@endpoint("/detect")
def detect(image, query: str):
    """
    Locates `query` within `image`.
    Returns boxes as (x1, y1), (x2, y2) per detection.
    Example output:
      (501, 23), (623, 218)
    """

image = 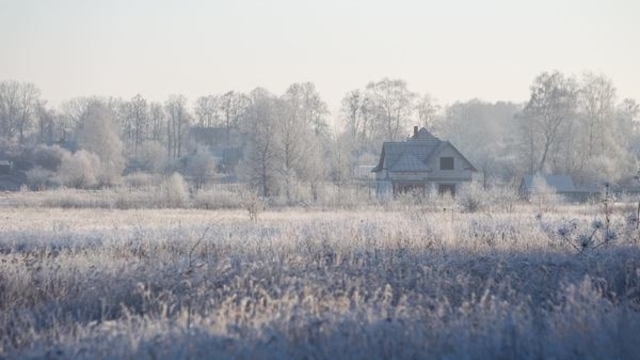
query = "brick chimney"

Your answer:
(413, 126), (418, 138)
